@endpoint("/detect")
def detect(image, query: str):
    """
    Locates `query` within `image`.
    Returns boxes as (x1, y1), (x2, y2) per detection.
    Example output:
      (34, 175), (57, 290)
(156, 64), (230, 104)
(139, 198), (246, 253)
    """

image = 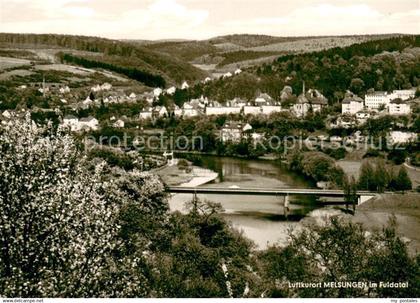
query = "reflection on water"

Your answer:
(169, 156), (322, 249)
